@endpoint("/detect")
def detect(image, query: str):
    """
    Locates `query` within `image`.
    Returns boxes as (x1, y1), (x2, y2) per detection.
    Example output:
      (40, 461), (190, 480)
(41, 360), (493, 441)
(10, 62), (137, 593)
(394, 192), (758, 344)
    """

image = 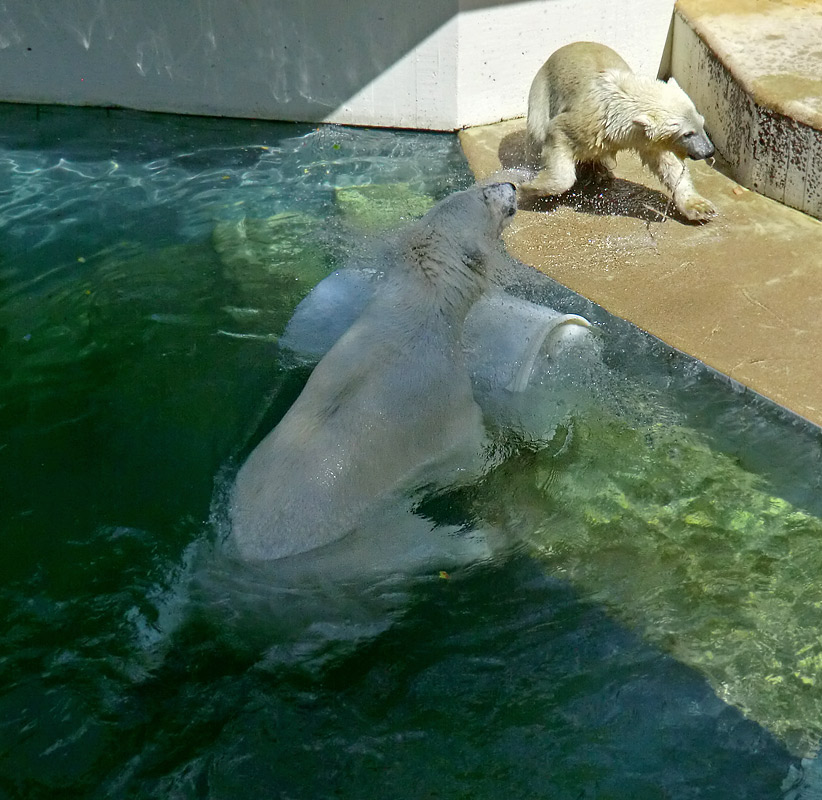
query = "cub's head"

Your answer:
(642, 78), (714, 160)
(600, 72), (714, 160)
(632, 77), (714, 160)
(665, 78), (714, 160)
